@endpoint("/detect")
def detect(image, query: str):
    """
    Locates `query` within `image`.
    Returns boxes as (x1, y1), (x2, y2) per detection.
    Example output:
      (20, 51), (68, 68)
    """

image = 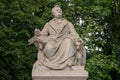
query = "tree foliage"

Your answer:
(86, 54), (119, 80)
(0, 0), (120, 80)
